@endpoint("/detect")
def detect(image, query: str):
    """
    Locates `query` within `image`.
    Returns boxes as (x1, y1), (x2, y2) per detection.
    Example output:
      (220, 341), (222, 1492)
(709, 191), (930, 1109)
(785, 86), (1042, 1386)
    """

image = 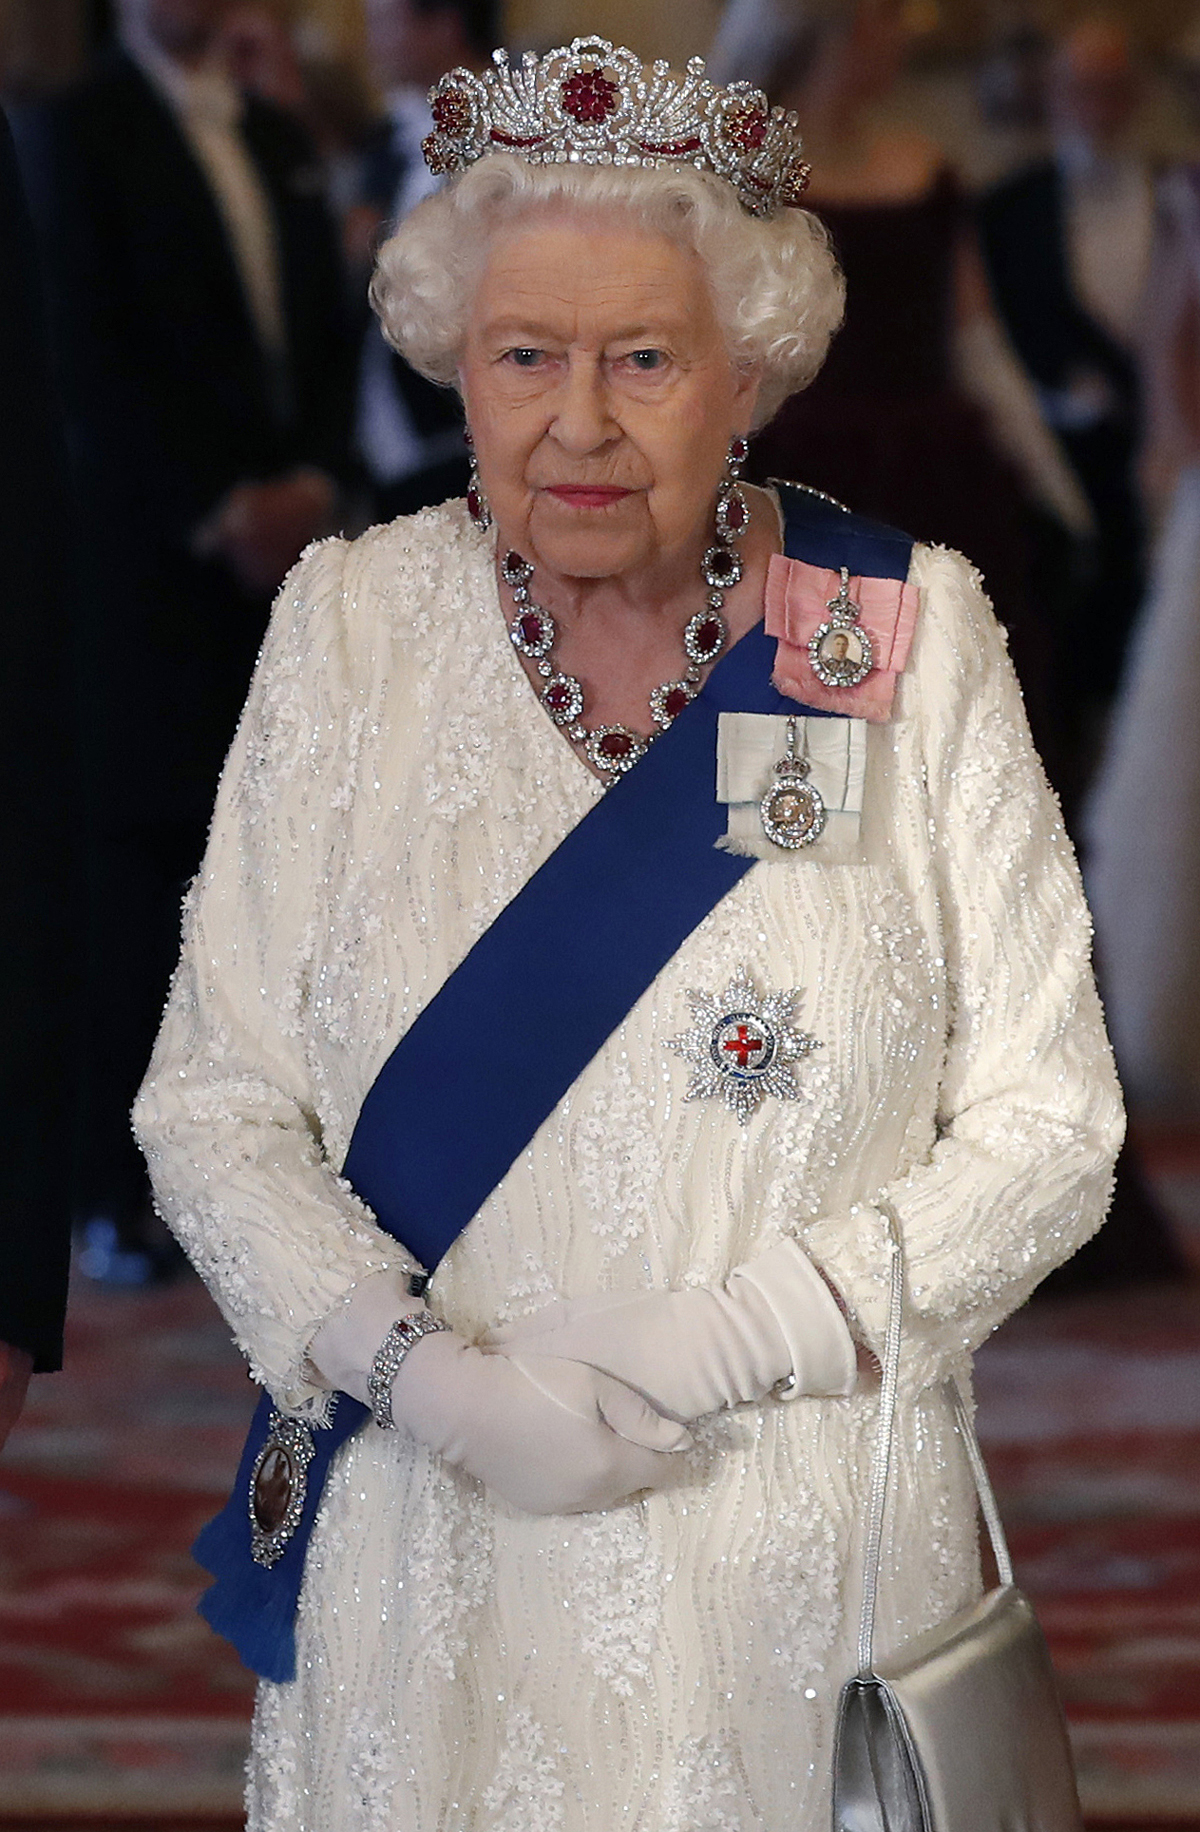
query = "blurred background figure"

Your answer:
(1086, 130), (1200, 1120)
(748, 0), (1091, 781)
(353, 0), (498, 519)
(704, 0), (805, 87)
(218, 2), (381, 235)
(0, 111), (75, 1446)
(978, 17), (1152, 808)
(218, 0), (308, 111)
(971, 12), (1052, 184)
(730, 0), (1183, 1290)
(16, 0), (355, 1282)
